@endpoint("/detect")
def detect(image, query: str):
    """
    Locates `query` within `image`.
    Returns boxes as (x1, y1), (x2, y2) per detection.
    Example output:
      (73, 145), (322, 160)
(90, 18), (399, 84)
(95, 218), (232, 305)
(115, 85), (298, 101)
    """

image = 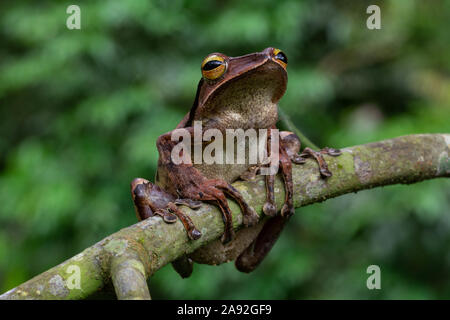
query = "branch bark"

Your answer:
(1, 134), (448, 300)
(111, 248), (151, 300)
